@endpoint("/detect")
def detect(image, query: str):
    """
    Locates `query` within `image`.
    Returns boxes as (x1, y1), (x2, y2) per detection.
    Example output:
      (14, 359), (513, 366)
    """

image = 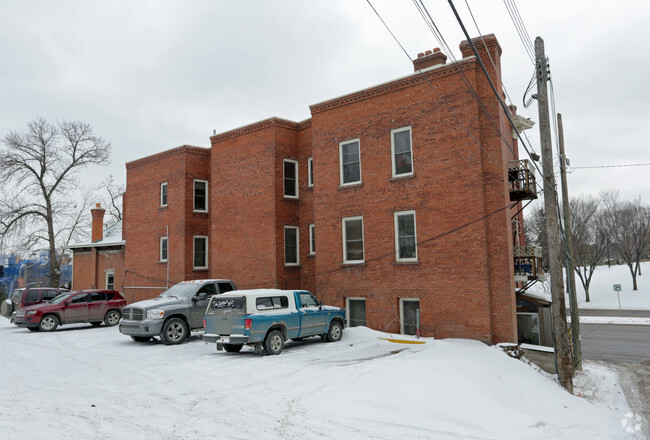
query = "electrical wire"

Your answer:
(570, 163), (650, 169)
(502, 0), (535, 63)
